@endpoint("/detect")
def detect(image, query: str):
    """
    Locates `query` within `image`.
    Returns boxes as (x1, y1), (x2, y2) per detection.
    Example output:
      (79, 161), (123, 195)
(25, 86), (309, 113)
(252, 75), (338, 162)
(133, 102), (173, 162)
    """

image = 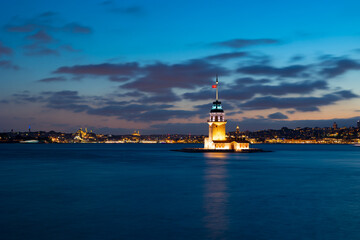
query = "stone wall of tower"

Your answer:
(211, 122), (226, 141)
(208, 123), (213, 141)
(204, 137), (215, 149)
